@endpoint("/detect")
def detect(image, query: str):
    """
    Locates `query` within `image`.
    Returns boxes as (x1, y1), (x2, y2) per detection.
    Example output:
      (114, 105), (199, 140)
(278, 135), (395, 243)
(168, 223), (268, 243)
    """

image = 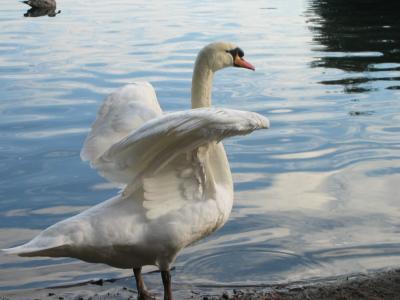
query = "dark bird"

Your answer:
(22, 0), (56, 9)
